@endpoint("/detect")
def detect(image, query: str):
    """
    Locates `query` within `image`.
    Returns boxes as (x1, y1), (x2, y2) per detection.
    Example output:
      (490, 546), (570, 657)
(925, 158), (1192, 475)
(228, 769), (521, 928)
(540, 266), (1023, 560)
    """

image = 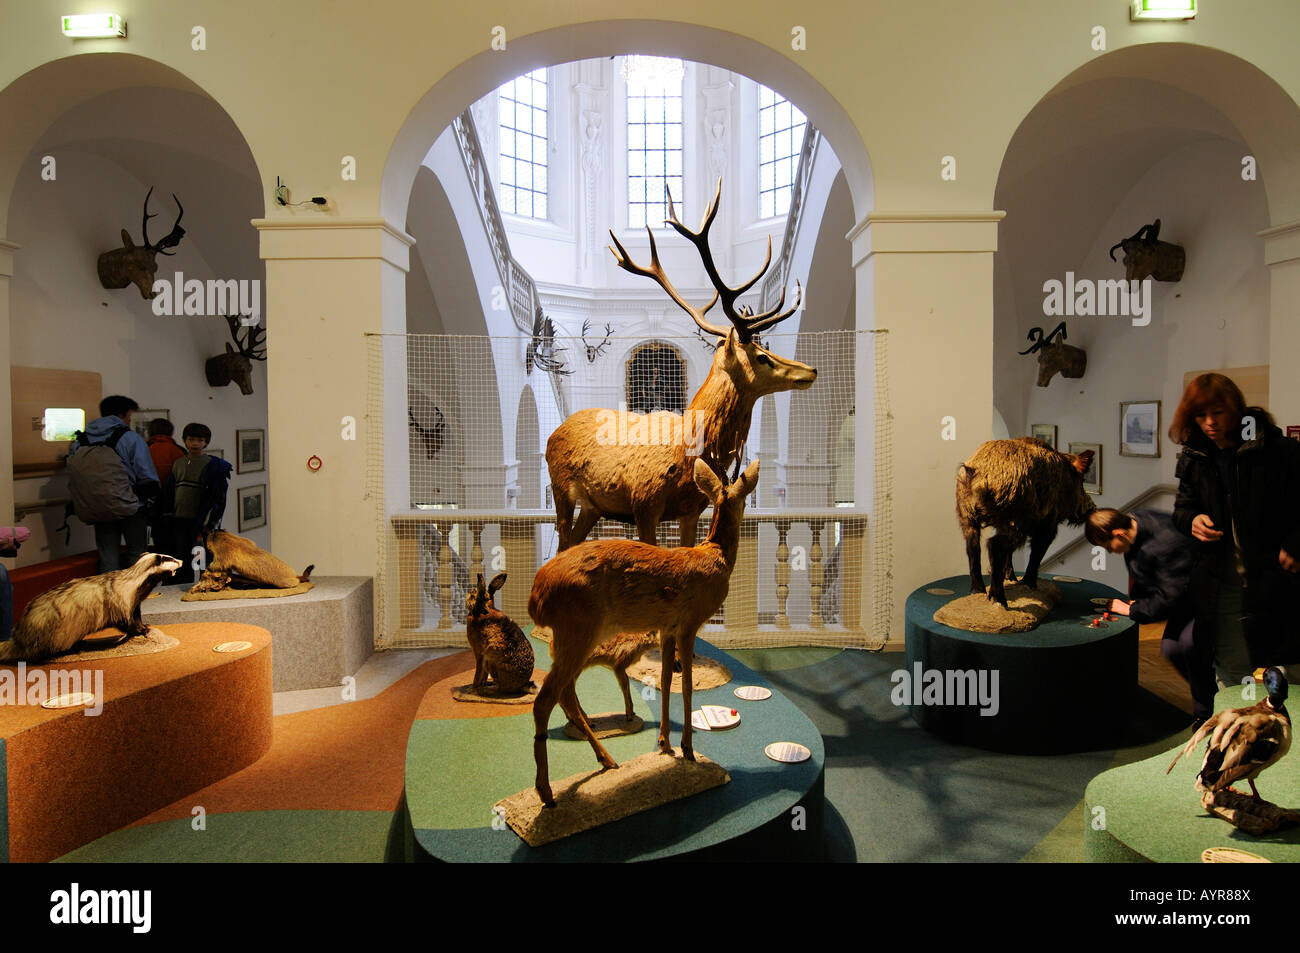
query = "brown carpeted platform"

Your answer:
(0, 623), (273, 862)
